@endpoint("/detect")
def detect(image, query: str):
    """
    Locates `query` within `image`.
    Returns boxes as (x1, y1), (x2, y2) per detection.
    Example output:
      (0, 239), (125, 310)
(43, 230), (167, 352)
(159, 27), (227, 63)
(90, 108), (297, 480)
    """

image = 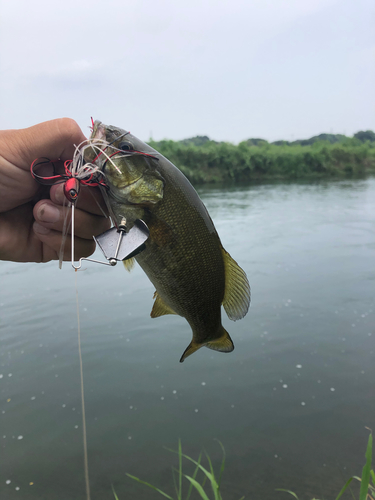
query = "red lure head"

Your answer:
(63, 177), (80, 203)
